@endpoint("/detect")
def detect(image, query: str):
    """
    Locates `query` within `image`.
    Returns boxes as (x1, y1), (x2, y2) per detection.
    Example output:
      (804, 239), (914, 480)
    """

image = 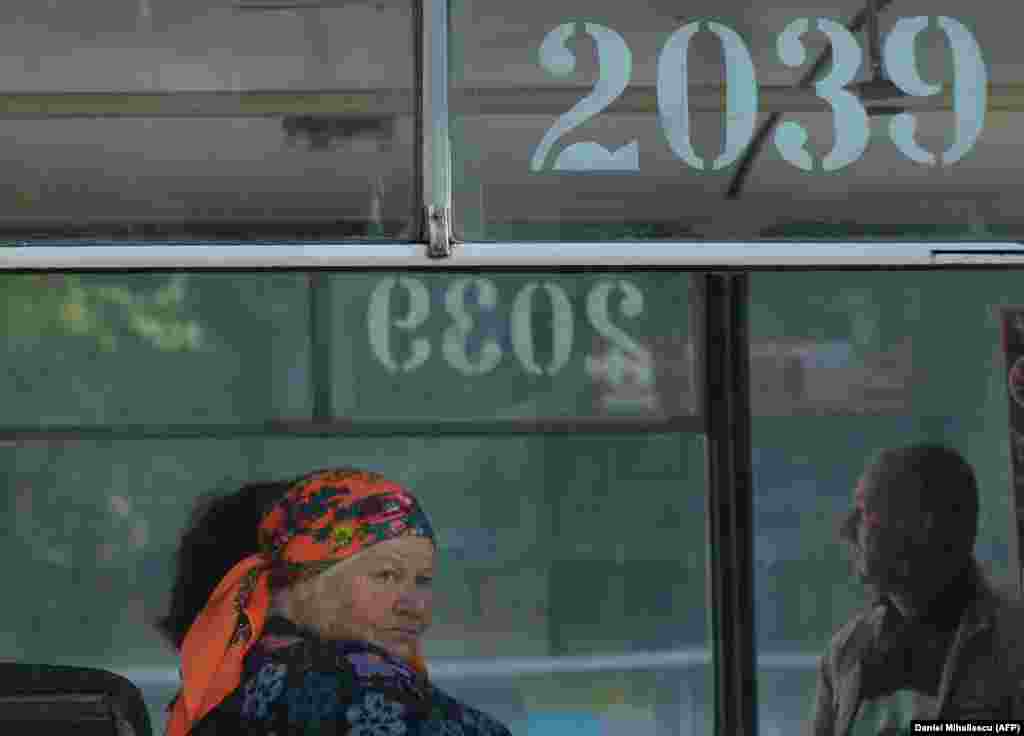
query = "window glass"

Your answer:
(0, 269), (707, 735)
(331, 271), (695, 420)
(0, 273), (313, 426)
(0, 2), (415, 239)
(750, 271), (1019, 734)
(1, 432), (709, 735)
(451, 0), (1017, 241)
(0, 272), (693, 427)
